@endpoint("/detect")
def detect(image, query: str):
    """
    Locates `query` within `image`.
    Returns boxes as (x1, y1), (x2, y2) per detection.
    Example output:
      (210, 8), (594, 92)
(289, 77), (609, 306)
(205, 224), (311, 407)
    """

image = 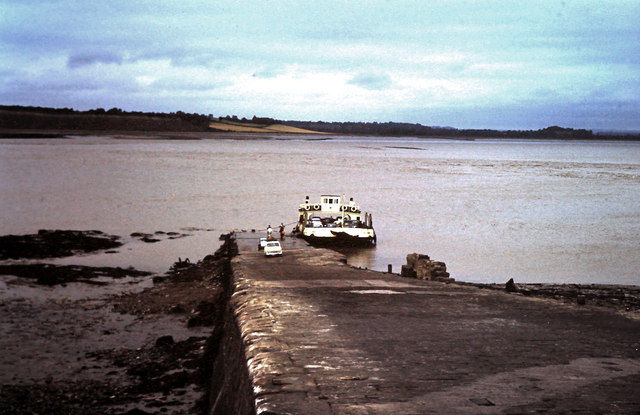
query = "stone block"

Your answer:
(432, 261), (447, 270)
(403, 253), (449, 281)
(401, 265), (417, 279)
(406, 253), (429, 268)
